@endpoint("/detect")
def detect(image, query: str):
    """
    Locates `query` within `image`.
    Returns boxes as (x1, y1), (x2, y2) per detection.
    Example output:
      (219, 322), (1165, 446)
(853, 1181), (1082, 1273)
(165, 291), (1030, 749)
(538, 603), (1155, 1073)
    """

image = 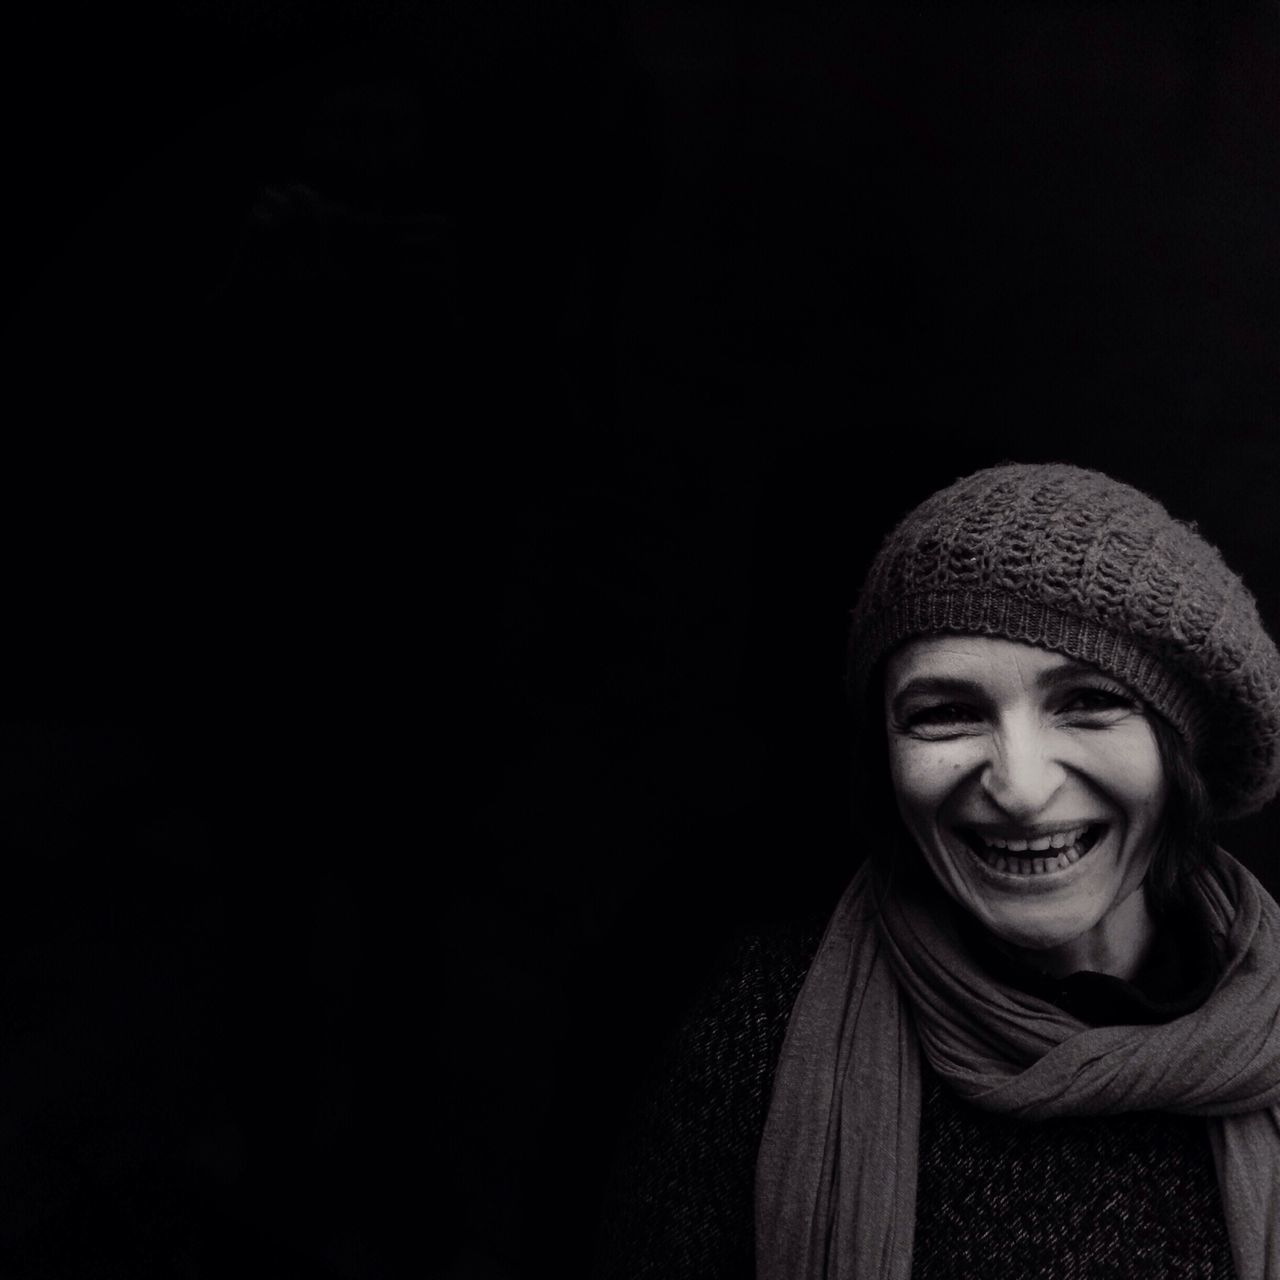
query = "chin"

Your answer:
(974, 904), (1102, 954)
